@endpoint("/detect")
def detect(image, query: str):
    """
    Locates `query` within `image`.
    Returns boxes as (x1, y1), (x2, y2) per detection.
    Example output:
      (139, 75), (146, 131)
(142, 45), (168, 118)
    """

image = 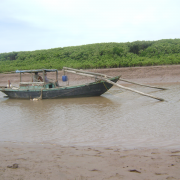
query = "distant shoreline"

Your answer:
(0, 65), (180, 86)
